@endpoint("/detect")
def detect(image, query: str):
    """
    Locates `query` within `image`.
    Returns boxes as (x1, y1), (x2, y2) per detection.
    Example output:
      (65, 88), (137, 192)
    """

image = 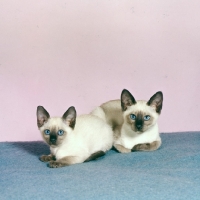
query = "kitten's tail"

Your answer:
(90, 106), (107, 122)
